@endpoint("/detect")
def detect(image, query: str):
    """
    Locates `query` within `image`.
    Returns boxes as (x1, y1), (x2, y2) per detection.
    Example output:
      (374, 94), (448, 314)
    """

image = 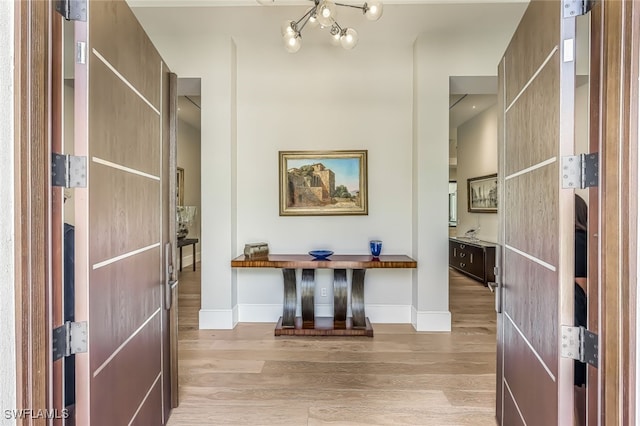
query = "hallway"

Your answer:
(167, 267), (496, 425)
